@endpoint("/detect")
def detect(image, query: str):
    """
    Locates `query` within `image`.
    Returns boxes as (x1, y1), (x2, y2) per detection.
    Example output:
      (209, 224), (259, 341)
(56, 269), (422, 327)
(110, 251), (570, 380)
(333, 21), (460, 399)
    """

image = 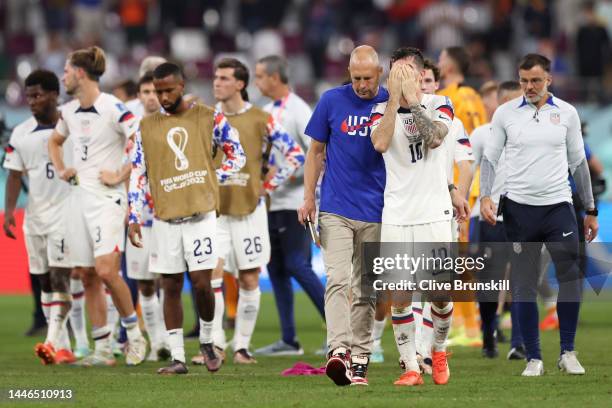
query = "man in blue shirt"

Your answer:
(298, 45), (388, 386)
